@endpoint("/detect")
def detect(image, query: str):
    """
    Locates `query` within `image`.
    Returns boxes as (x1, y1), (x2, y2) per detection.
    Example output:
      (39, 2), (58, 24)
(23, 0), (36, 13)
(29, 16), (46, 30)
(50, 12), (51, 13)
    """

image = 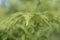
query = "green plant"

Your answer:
(0, 0), (60, 40)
